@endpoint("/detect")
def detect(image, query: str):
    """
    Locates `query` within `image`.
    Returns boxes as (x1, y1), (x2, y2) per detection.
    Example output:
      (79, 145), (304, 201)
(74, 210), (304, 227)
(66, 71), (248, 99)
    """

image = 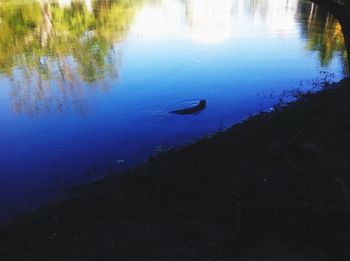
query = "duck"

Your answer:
(171, 100), (206, 115)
